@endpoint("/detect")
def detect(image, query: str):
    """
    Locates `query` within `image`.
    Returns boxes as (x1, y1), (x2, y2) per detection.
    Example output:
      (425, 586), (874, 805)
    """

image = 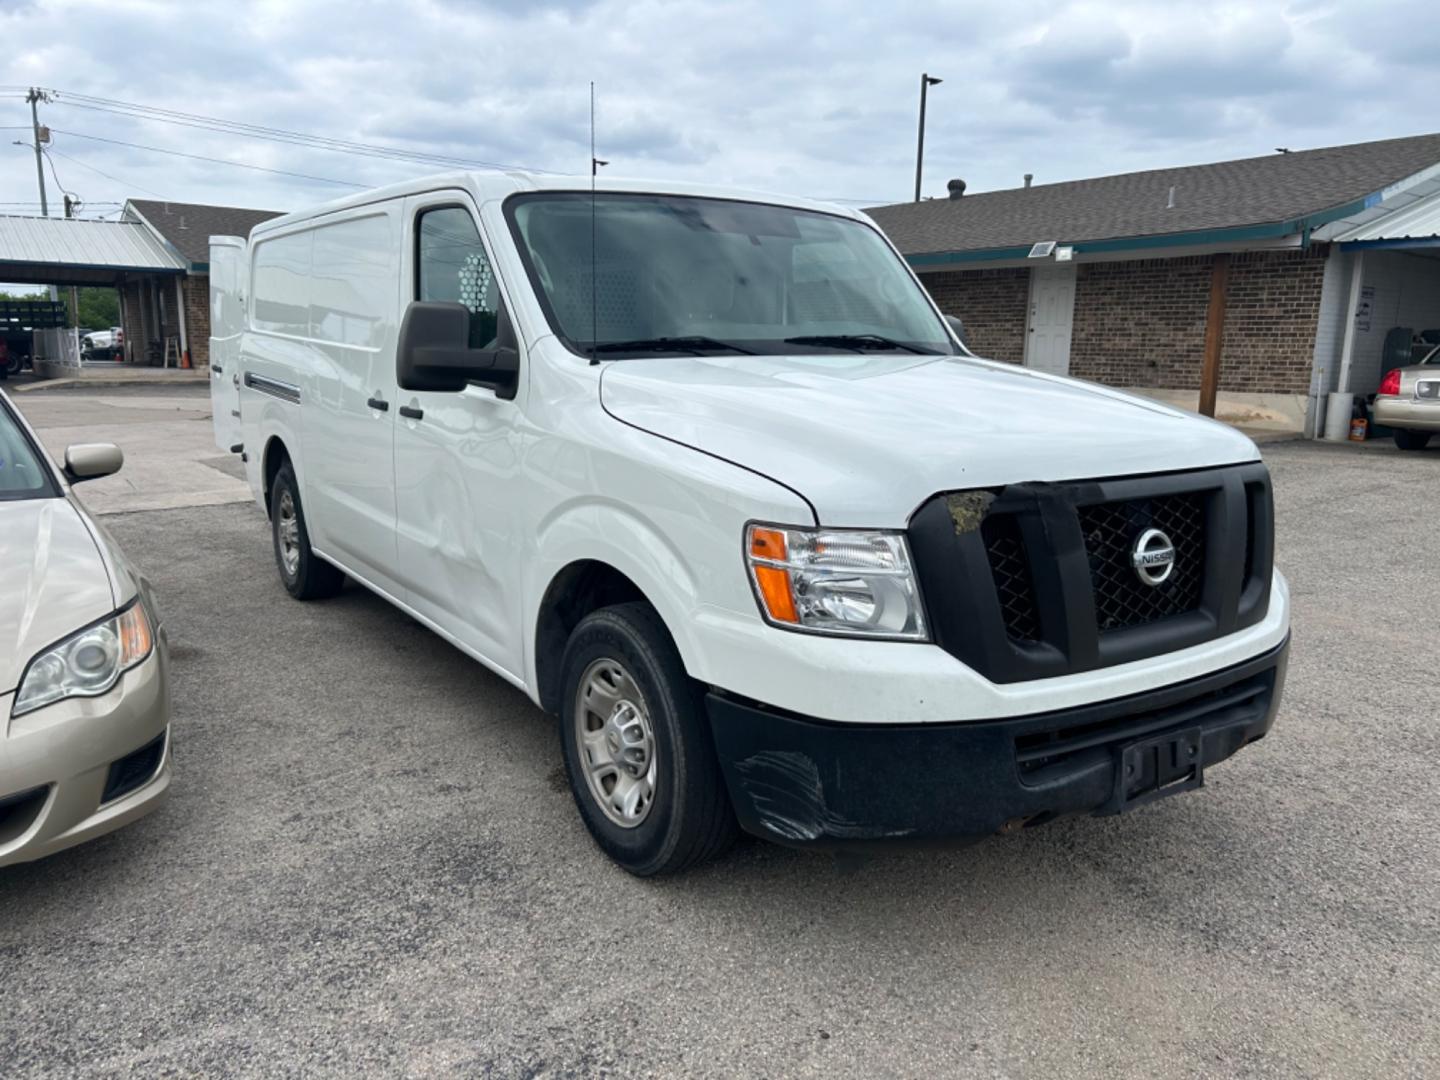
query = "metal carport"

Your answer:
(1310, 180), (1440, 437)
(0, 215), (188, 375)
